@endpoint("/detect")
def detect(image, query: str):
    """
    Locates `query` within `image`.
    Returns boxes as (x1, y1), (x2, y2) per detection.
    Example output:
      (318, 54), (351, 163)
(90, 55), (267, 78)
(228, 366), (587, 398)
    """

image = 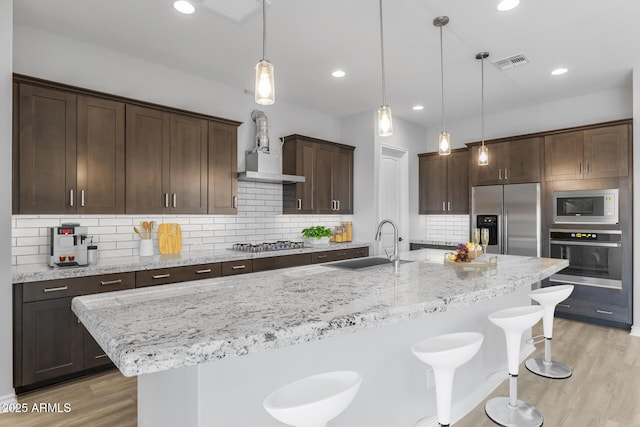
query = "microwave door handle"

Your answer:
(549, 240), (621, 248)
